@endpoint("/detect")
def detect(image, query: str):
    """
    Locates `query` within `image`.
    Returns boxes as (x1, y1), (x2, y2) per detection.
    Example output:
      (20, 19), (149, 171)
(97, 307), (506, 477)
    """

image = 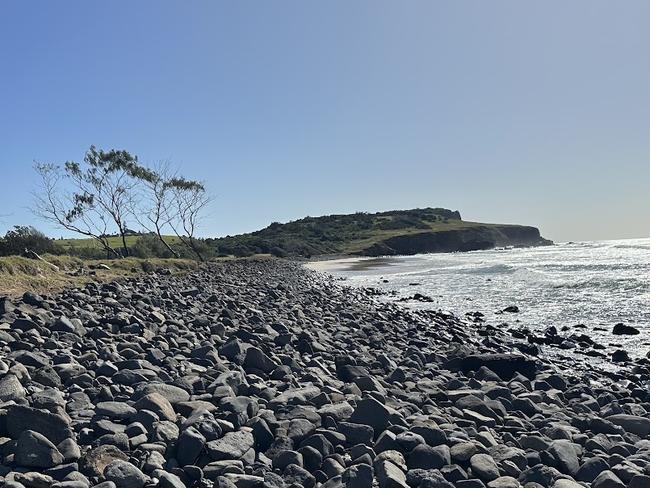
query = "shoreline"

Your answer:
(307, 246), (650, 369)
(0, 259), (647, 488)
